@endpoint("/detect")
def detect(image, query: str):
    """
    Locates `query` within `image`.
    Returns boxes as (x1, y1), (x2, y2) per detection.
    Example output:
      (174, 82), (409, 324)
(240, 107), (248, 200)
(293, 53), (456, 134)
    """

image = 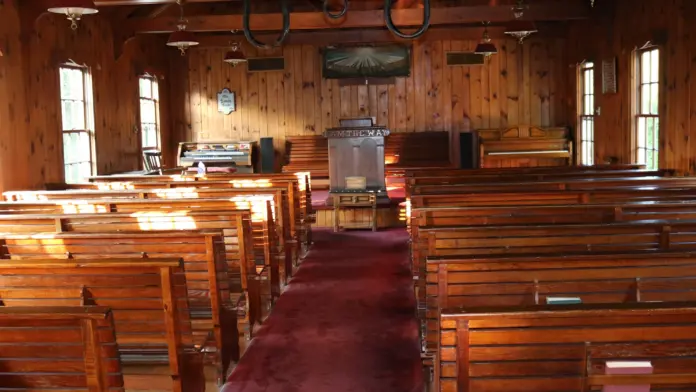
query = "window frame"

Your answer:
(633, 45), (661, 170)
(578, 61), (595, 166)
(138, 74), (161, 153)
(58, 63), (96, 184)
